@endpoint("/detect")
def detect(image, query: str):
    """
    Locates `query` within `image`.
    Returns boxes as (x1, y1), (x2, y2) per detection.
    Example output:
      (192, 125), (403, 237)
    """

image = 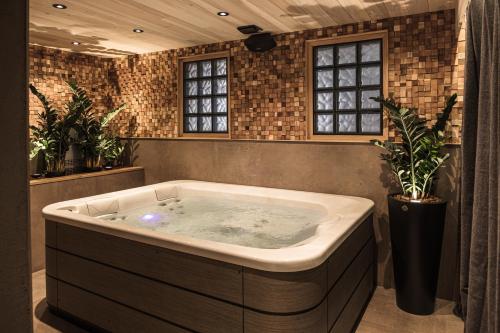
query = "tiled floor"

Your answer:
(356, 288), (464, 333)
(33, 270), (464, 333)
